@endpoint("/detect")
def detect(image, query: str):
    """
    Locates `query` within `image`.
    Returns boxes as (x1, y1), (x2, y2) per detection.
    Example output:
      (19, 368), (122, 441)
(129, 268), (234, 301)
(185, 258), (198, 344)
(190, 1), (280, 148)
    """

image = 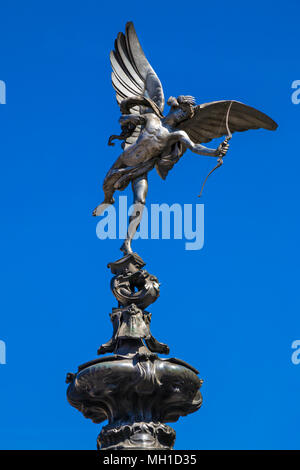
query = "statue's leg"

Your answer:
(120, 174), (148, 255)
(92, 157), (126, 216)
(92, 187), (116, 217)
